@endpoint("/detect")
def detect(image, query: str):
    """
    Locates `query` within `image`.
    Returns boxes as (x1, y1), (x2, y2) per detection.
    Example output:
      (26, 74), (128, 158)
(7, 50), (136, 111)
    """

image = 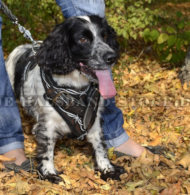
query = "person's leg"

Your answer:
(56, 0), (105, 18)
(103, 98), (144, 157)
(0, 17), (26, 165)
(56, 0), (144, 157)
